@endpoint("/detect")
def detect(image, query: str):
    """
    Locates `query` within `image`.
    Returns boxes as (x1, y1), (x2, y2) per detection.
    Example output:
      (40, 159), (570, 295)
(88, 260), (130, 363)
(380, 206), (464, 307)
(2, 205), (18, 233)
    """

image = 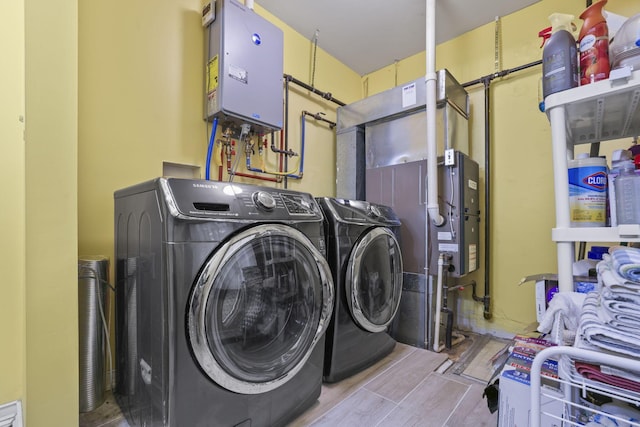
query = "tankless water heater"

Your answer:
(205, 0), (283, 134)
